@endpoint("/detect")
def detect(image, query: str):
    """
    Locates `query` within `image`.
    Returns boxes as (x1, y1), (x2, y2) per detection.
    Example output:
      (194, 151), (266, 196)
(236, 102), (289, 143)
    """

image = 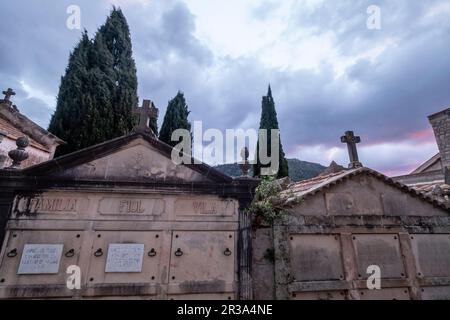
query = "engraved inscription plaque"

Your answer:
(16, 196), (80, 214)
(105, 244), (144, 273)
(17, 244), (63, 274)
(14, 194), (89, 216)
(98, 198), (165, 216)
(174, 199), (235, 216)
